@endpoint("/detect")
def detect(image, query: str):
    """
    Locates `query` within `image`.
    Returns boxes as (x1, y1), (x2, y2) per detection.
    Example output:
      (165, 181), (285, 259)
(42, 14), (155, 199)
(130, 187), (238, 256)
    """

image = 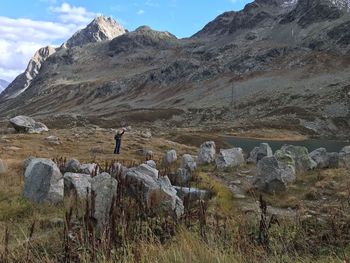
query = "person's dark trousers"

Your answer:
(114, 139), (121, 154)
